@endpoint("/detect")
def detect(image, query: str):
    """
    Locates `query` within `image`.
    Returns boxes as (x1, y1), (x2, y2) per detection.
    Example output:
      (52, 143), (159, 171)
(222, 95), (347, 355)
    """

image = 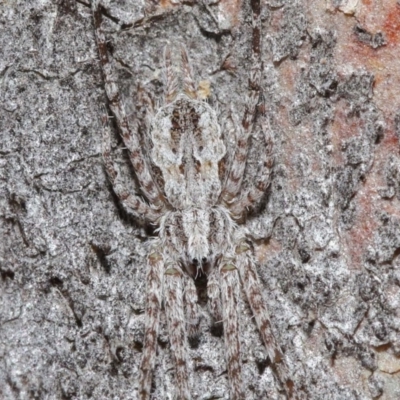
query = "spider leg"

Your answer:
(236, 241), (295, 399)
(164, 266), (191, 399)
(220, 0), (262, 205)
(183, 274), (201, 343)
(137, 85), (155, 124)
(102, 122), (161, 223)
(164, 46), (179, 103)
(219, 67), (260, 205)
(219, 261), (244, 399)
(219, 114), (248, 205)
(180, 45), (197, 99)
(229, 122), (273, 218)
(140, 251), (163, 400)
(207, 266), (223, 326)
(92, 0), (165, 209)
